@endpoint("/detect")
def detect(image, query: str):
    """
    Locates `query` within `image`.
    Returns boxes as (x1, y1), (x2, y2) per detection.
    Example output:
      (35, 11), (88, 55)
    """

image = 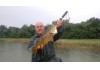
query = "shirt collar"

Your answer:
(35, 33), (41, 38)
